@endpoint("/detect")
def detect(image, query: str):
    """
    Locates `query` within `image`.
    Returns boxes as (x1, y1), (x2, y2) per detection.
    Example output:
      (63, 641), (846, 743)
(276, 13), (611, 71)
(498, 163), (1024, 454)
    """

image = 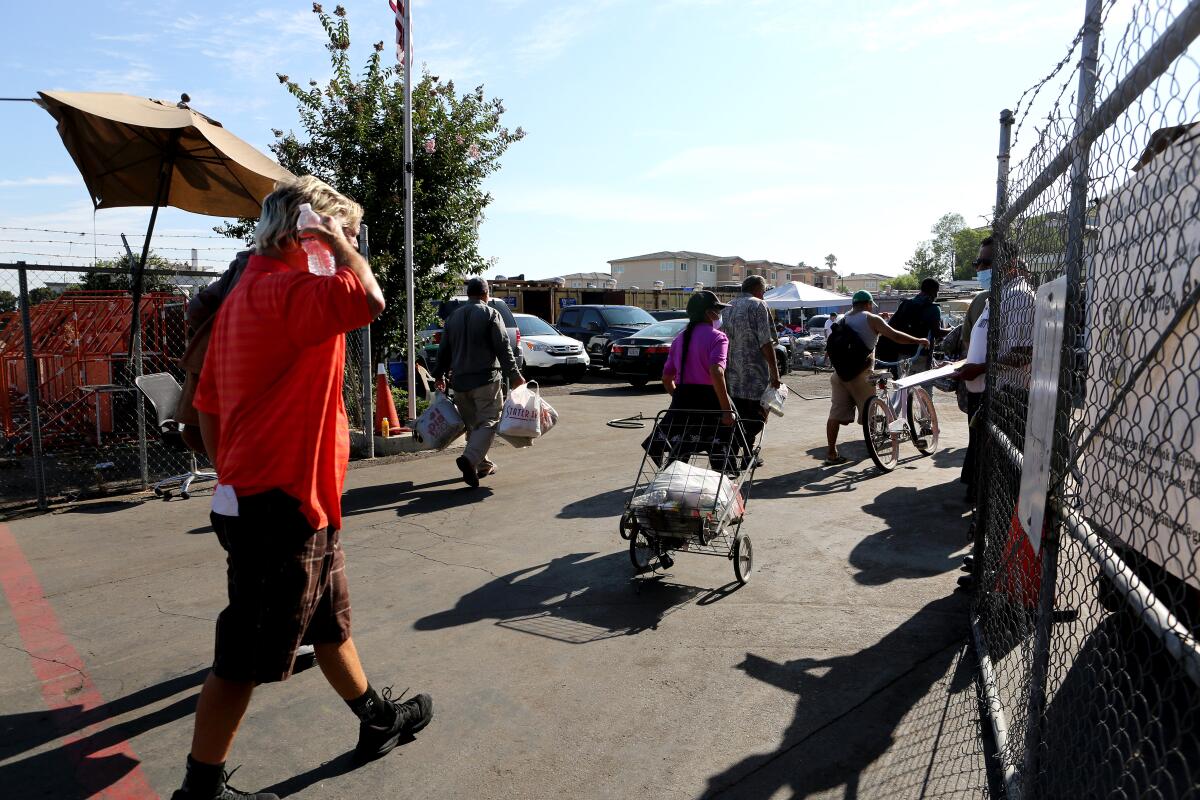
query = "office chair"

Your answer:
(134, 373), (217, 500)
